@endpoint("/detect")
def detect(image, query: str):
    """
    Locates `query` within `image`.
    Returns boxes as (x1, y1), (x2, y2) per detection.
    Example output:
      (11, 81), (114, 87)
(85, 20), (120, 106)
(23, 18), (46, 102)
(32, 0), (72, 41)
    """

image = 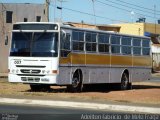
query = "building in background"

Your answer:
(114, 23), (160, 43)
(65, 22), (121, 32)
(0, 3), (48, 75)
(152, 44), (160, 71)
